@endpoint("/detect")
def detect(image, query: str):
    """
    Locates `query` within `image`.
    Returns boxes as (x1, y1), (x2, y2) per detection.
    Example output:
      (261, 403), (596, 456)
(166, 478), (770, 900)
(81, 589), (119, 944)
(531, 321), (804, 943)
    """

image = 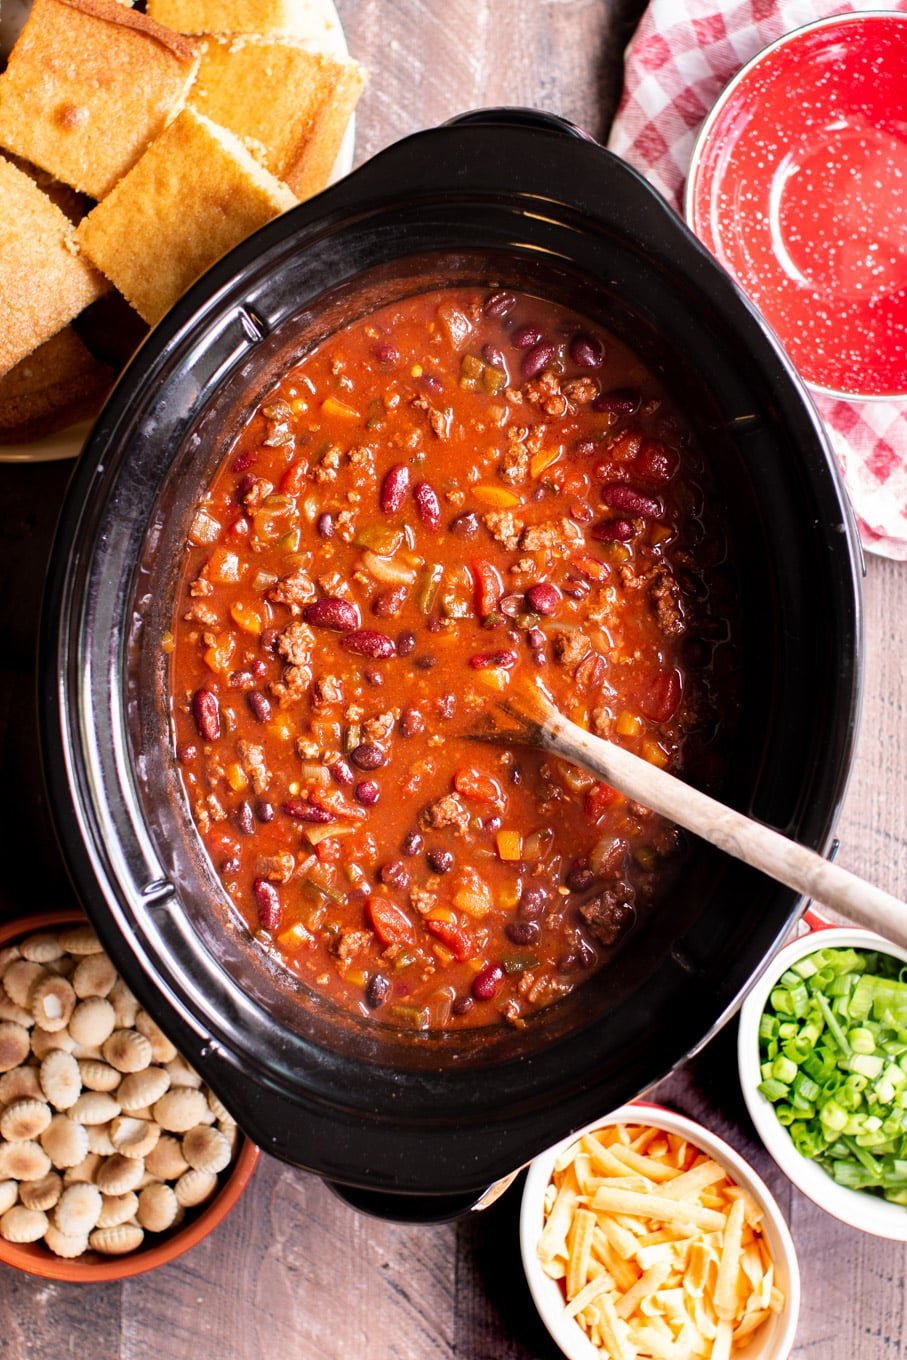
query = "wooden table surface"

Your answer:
(2, 1), (907, 1356)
